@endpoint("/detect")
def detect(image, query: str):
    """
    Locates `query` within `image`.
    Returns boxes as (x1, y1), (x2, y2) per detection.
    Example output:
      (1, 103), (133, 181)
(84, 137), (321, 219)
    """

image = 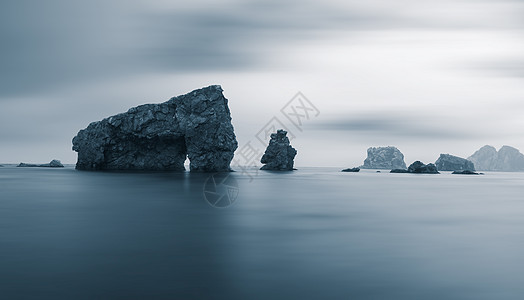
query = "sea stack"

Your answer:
(361, 146), (406, 169)
(435, 154), (475, 171)
(468, 145), (524, 171)
(72, 85), (238, 172)
(260, 130), (297, 171)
